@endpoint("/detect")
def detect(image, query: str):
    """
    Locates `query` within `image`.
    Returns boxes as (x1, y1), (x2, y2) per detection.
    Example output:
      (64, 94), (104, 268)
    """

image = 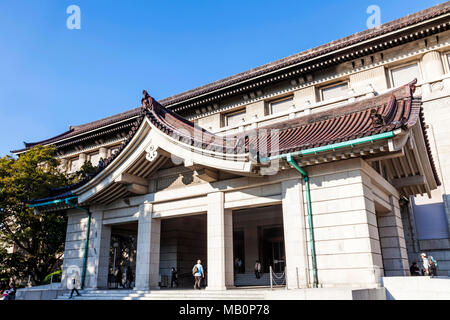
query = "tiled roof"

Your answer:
(29, 79), (439, 206)
(14, 2), (450, 154)
(12, 107), (143, 154)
